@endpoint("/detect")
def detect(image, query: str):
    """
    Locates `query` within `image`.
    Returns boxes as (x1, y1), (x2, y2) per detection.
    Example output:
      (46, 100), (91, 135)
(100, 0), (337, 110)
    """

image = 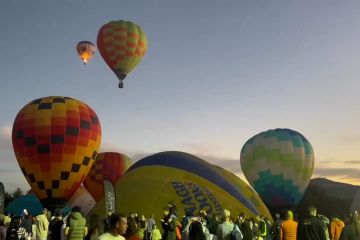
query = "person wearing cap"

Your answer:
(64, 206), (87, 240)
(297, 206), (326, 240)
(35, 208), (49, 240)
(280, 211), (297, 240)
